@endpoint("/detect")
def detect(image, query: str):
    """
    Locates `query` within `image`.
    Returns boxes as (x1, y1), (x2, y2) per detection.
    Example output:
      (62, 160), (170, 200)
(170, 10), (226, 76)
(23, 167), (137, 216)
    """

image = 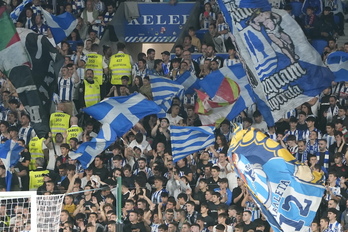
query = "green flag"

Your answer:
(0, 6), (30, 76)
